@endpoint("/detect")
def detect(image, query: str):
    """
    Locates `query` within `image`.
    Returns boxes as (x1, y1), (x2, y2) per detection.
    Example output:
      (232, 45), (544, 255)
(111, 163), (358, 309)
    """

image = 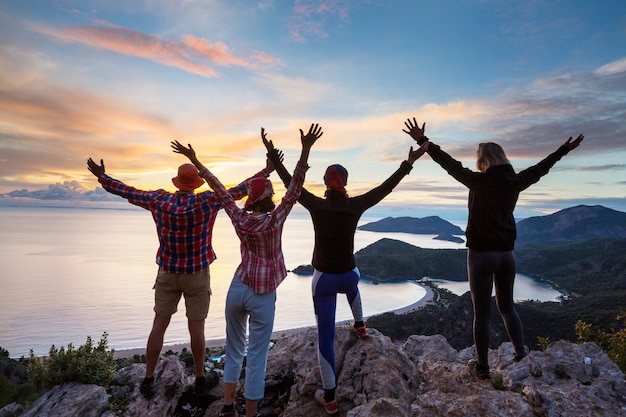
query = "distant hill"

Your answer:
(353, 238), (467, 282)
(516, 205), (626, 247)
(358, 216), (464, 235)
(350, 236), (626, 294)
